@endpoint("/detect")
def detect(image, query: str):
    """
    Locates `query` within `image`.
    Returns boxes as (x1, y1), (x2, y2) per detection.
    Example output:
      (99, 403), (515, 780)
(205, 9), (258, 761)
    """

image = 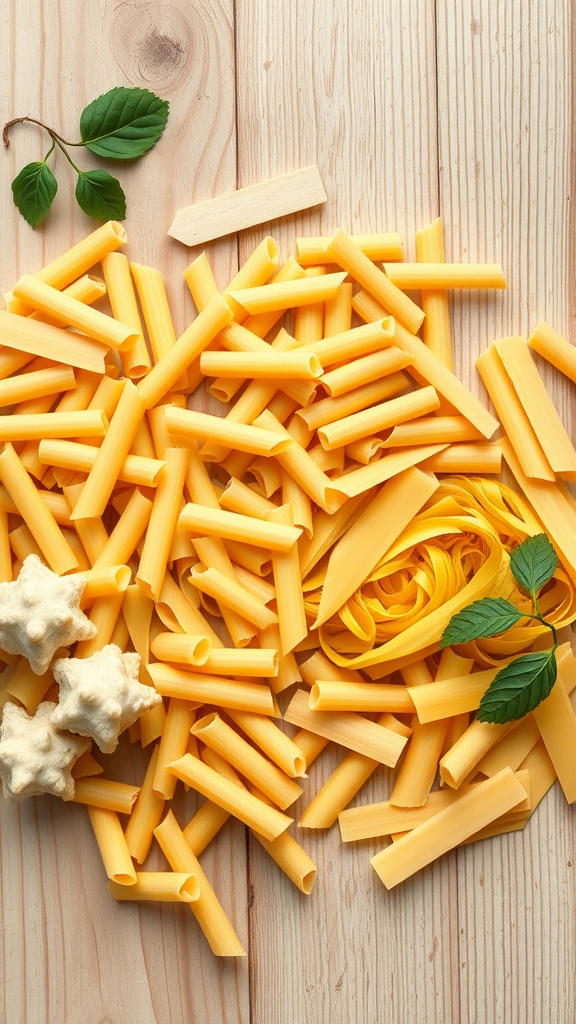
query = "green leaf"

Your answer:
(79, 87), (169, 160)
(510, 533), (558, 597)
(75, 170), (126, 221)
(440, 597), (524, 648)
(11, 161), (58, 227)
(477, 650), (557, 723)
